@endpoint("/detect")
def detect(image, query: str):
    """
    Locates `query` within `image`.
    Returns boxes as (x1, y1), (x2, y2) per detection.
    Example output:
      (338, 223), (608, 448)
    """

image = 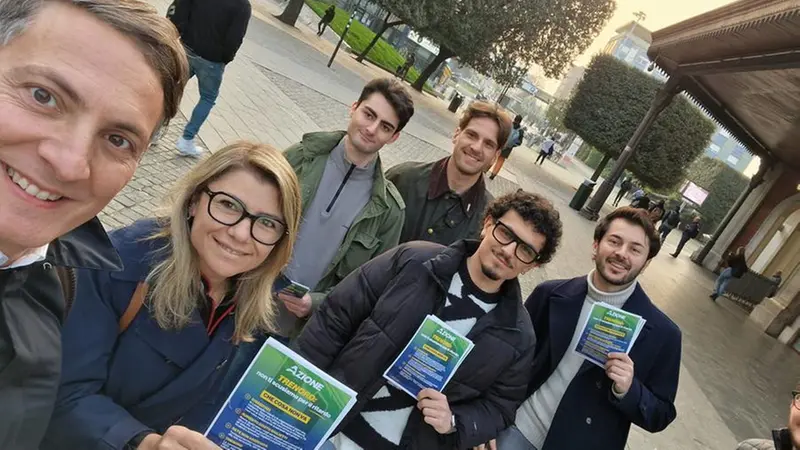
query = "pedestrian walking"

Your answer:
(613, 177), (633, 206)
(710, 246), (748, 301)
(488, 115), (524, 179)
(41, 143), (302, 450)
(297, 191), (563, 450)
(535, 136), (556, 165)
(387, 101), (511, 245)
(396, 53), (416, 80)
(487, 207), (681, 450)
(317, 4), (335, 36)
(670, 216), (701, 257)
(171, 0), (251, 157)
(659, 205), (681, 242)
(0, 1), (187, 447)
